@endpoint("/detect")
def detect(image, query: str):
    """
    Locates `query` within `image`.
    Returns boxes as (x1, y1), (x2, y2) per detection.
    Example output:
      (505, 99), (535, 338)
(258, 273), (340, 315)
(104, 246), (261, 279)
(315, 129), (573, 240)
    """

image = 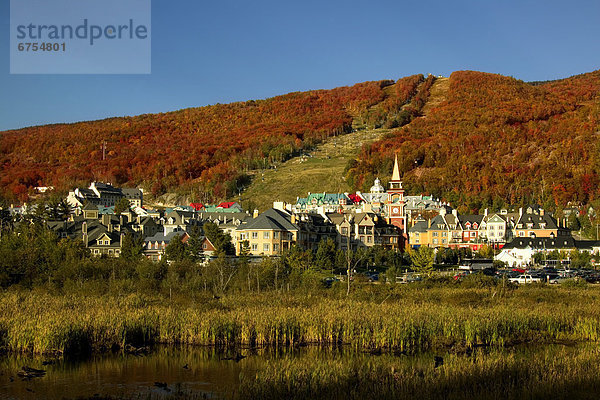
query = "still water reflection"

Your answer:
(0, 344), (595, 399)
